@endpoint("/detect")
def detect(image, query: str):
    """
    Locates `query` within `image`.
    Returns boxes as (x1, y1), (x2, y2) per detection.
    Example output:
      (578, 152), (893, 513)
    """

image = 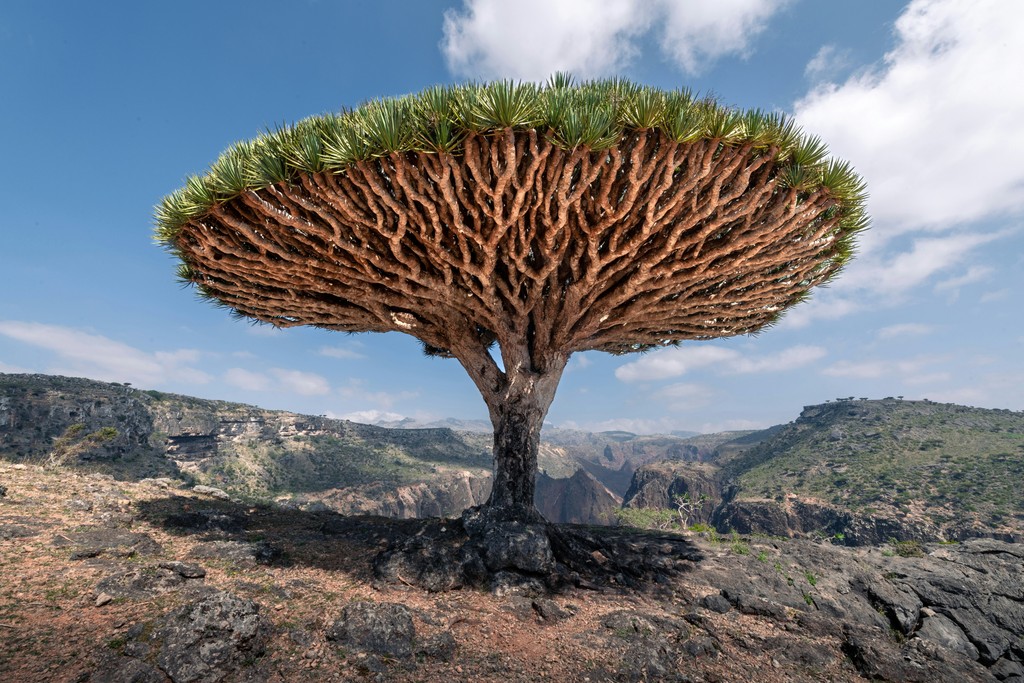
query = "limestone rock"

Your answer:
(190, 485), (231, 501)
